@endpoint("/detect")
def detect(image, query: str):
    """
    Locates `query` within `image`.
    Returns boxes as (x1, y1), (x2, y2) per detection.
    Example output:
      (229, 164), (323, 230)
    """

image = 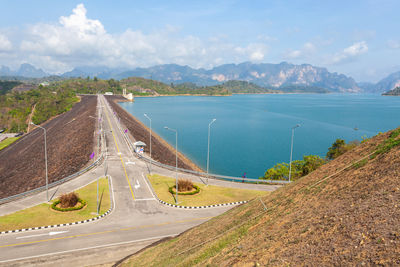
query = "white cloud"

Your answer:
(388, 40), (400, 49)
(284, 42), (316, 59)
(331, 41), (368, 64)
(0, 4), (270, 73)
(235, 43), (268, 62)
(0, 33), (12, 51)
